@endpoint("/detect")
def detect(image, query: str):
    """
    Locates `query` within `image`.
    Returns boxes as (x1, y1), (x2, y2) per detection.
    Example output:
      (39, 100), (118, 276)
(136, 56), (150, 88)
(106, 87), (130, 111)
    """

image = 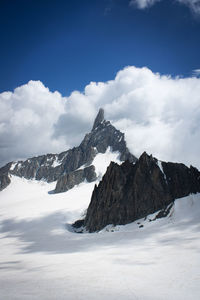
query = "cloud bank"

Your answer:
(0, 81), (67, 166)
(1, 66), (200, 169)
(130, 0), (200, 15)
